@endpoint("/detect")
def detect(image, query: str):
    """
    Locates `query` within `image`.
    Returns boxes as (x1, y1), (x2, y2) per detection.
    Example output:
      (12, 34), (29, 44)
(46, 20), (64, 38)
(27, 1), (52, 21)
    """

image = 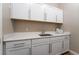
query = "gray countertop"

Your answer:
(3, 31), (70, 42)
